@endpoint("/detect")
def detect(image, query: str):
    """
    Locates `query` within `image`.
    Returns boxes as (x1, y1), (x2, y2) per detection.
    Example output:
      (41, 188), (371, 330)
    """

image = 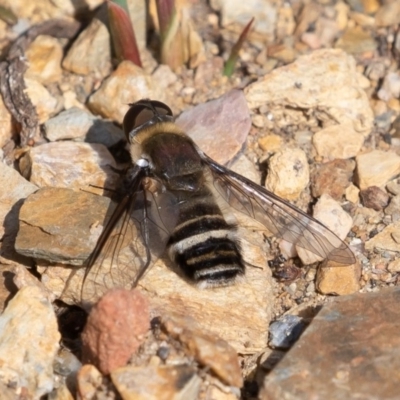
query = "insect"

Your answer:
(82, 99), (355, 302)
